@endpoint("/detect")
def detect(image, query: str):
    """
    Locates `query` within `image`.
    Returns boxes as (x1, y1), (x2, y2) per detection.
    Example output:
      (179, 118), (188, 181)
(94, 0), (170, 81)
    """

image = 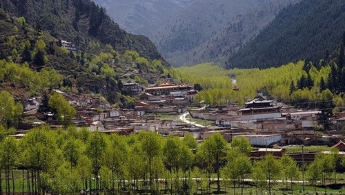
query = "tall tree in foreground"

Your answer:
(256, 154), (281, 195)
(198, 132), (228, 193)
(252, 161), (267, 195)
(222, 150), (252, 195)
(280, 154), (301, 194)
(86, 131), (106, 191)
(138, 131), (162, 193)
(101, 134), (128, 193)
(0, 137), (18, 194)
